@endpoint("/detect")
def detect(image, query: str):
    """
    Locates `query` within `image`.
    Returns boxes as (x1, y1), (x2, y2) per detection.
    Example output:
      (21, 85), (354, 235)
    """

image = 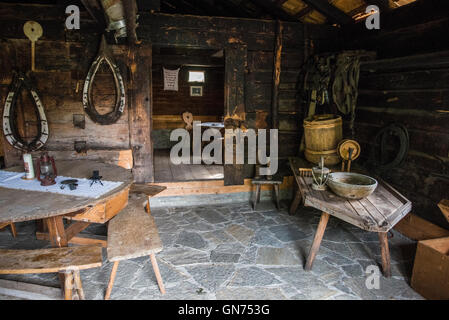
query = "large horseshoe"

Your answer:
(83, 35), (126, 125)
(2, 71), (49, 152)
